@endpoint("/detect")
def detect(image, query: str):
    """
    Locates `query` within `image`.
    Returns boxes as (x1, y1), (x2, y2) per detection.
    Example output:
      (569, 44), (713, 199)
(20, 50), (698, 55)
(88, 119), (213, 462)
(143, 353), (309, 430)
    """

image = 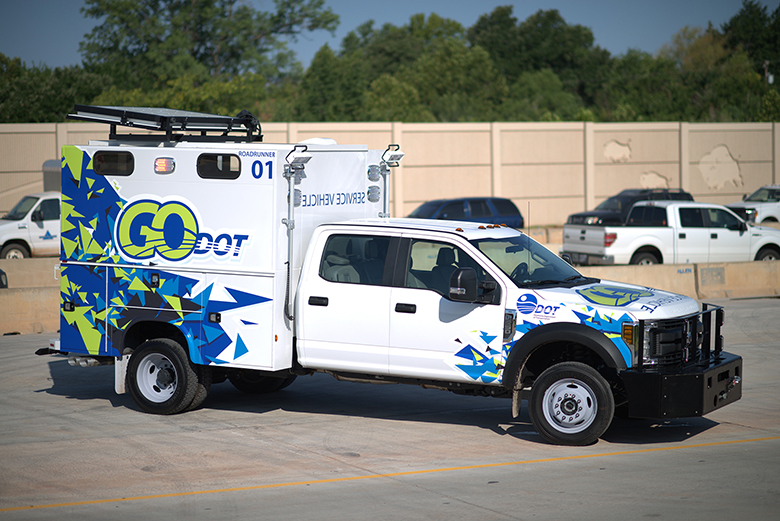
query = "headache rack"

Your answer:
(68, 105), (262, 143)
